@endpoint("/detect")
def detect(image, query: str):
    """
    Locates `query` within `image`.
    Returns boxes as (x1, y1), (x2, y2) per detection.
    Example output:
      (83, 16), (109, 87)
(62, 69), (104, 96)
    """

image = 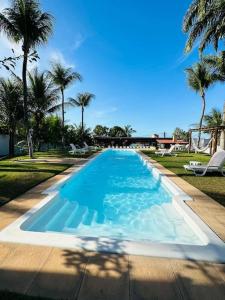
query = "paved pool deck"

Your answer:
(0, 153), (224, 300)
